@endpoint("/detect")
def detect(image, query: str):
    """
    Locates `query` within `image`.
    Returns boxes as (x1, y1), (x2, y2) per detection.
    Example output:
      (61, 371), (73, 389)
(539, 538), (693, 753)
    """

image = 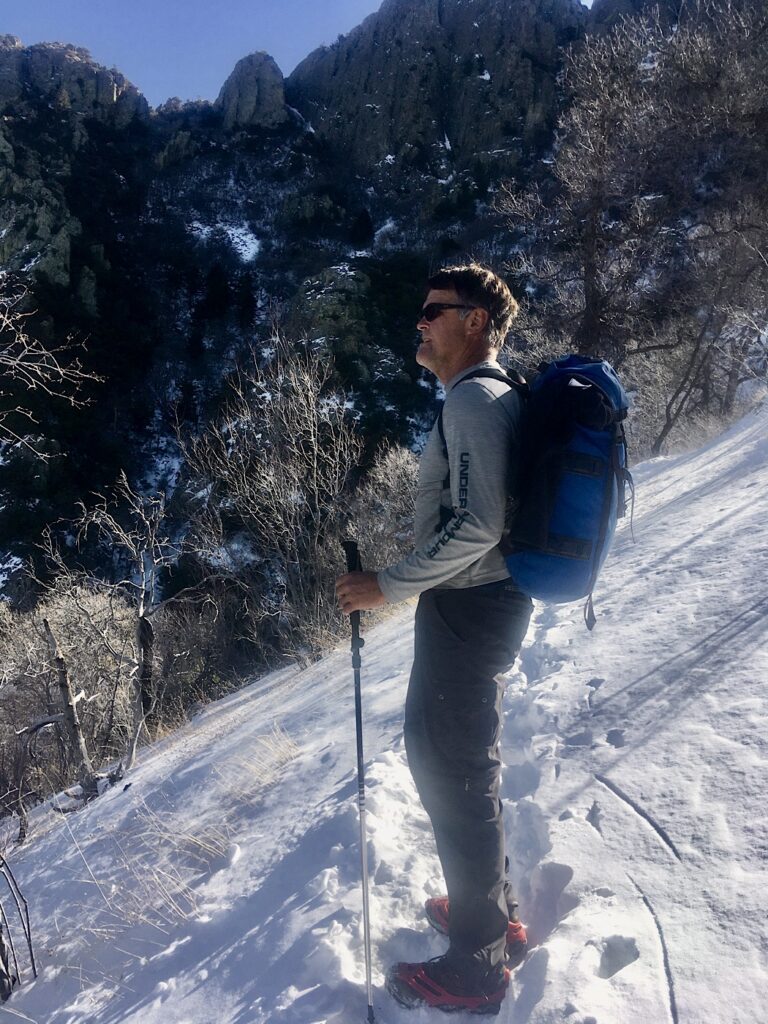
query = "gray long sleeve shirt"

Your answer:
(377, 359), (523, 604)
